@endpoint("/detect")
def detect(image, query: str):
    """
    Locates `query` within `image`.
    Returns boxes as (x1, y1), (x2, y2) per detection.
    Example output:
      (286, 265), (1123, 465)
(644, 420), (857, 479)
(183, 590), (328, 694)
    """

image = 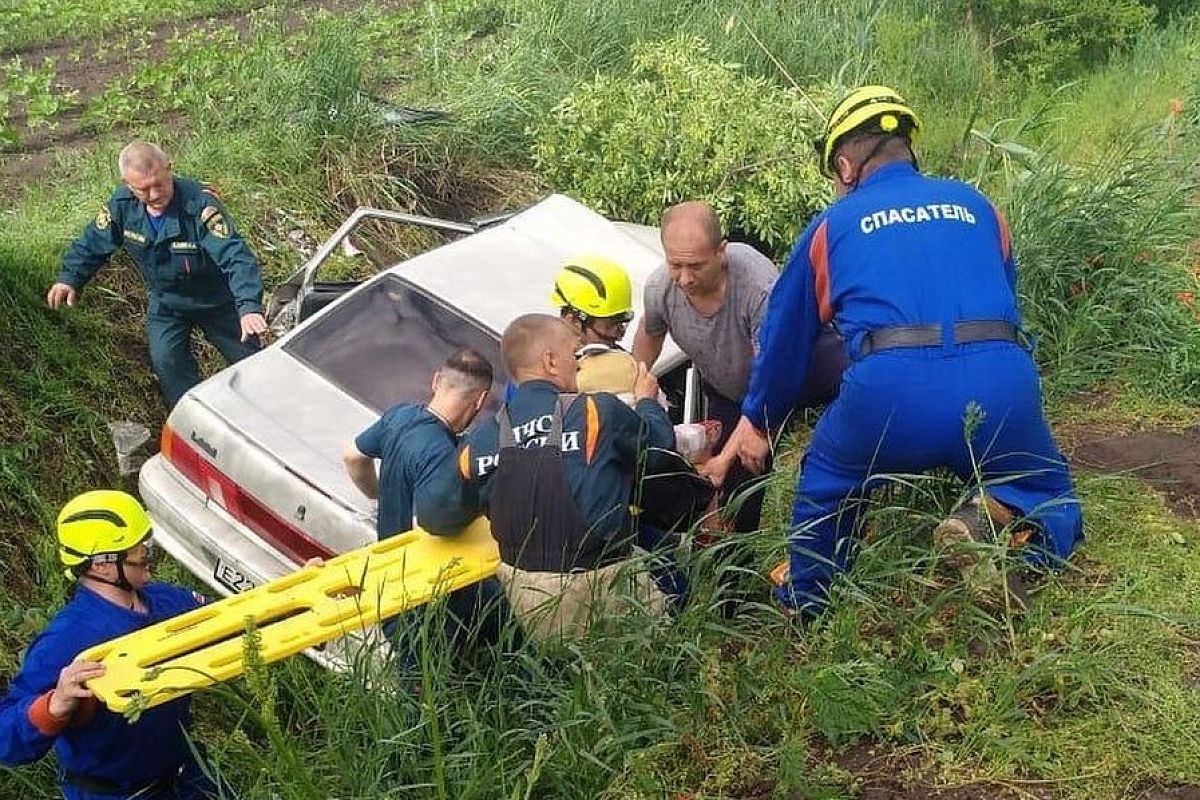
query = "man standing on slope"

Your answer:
(47, 141), (267, 407)
(728, 86), (1082, 615)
